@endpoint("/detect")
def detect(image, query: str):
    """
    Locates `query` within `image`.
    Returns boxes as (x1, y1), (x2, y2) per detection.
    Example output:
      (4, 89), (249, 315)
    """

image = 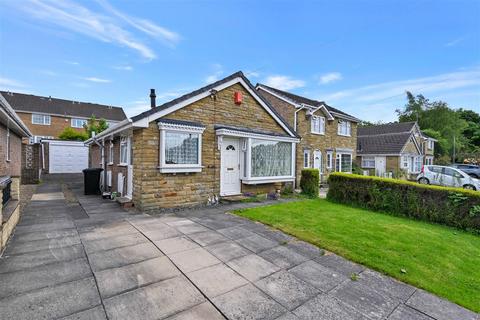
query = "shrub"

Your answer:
(327, 173), (480, 232)
(58, 127), (88, 141)
(300, 169), (319, 197)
